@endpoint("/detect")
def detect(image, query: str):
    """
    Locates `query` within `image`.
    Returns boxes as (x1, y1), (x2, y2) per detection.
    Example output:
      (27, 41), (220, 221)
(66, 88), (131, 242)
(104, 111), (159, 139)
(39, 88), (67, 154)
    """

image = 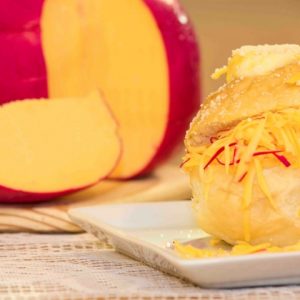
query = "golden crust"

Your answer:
(186, 62), (300, 147)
